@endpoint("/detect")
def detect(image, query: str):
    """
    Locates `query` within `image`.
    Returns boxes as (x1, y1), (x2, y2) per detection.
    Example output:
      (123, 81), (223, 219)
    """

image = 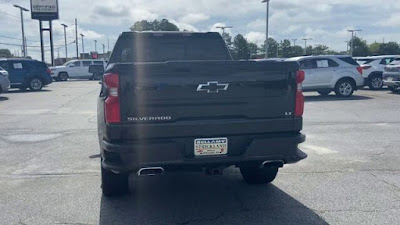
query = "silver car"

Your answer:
(287, 55), (365, 97)
(0, 66), (10, 95)
(383, 58), (400, 93)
